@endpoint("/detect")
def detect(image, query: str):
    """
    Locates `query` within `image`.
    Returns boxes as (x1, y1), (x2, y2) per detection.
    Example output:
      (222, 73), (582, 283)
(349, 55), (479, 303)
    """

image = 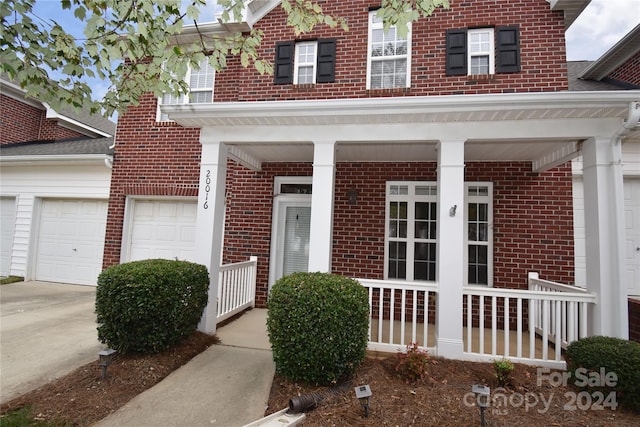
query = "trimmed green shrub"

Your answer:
(493, 357), (514, 387)
(96, 259), (209, 354)
(565, 336), (640, 412)
(267, 272), (370, 385)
